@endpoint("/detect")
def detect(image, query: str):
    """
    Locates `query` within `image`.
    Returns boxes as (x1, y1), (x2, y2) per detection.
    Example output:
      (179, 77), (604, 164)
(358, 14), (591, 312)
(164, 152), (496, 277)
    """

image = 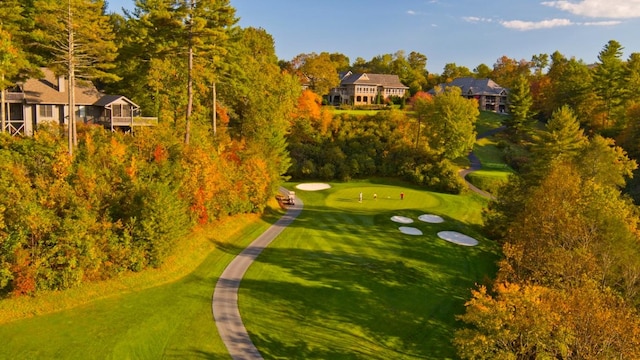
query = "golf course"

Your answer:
(0, 179), (499, 359)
